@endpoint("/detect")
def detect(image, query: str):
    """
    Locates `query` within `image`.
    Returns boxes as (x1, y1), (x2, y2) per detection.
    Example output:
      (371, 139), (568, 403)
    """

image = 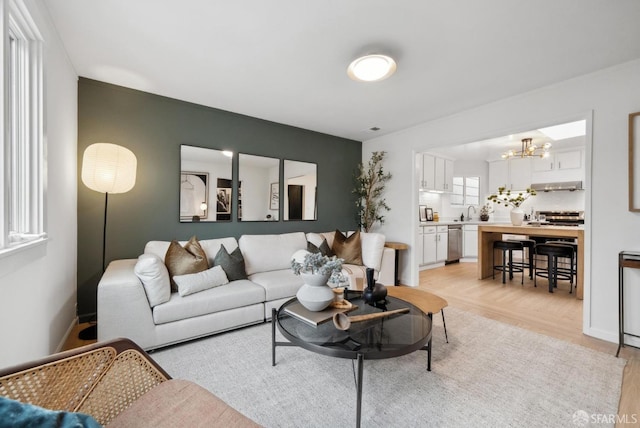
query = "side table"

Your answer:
(385, 241), (409, 285)
(617, 251), (640, 357)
